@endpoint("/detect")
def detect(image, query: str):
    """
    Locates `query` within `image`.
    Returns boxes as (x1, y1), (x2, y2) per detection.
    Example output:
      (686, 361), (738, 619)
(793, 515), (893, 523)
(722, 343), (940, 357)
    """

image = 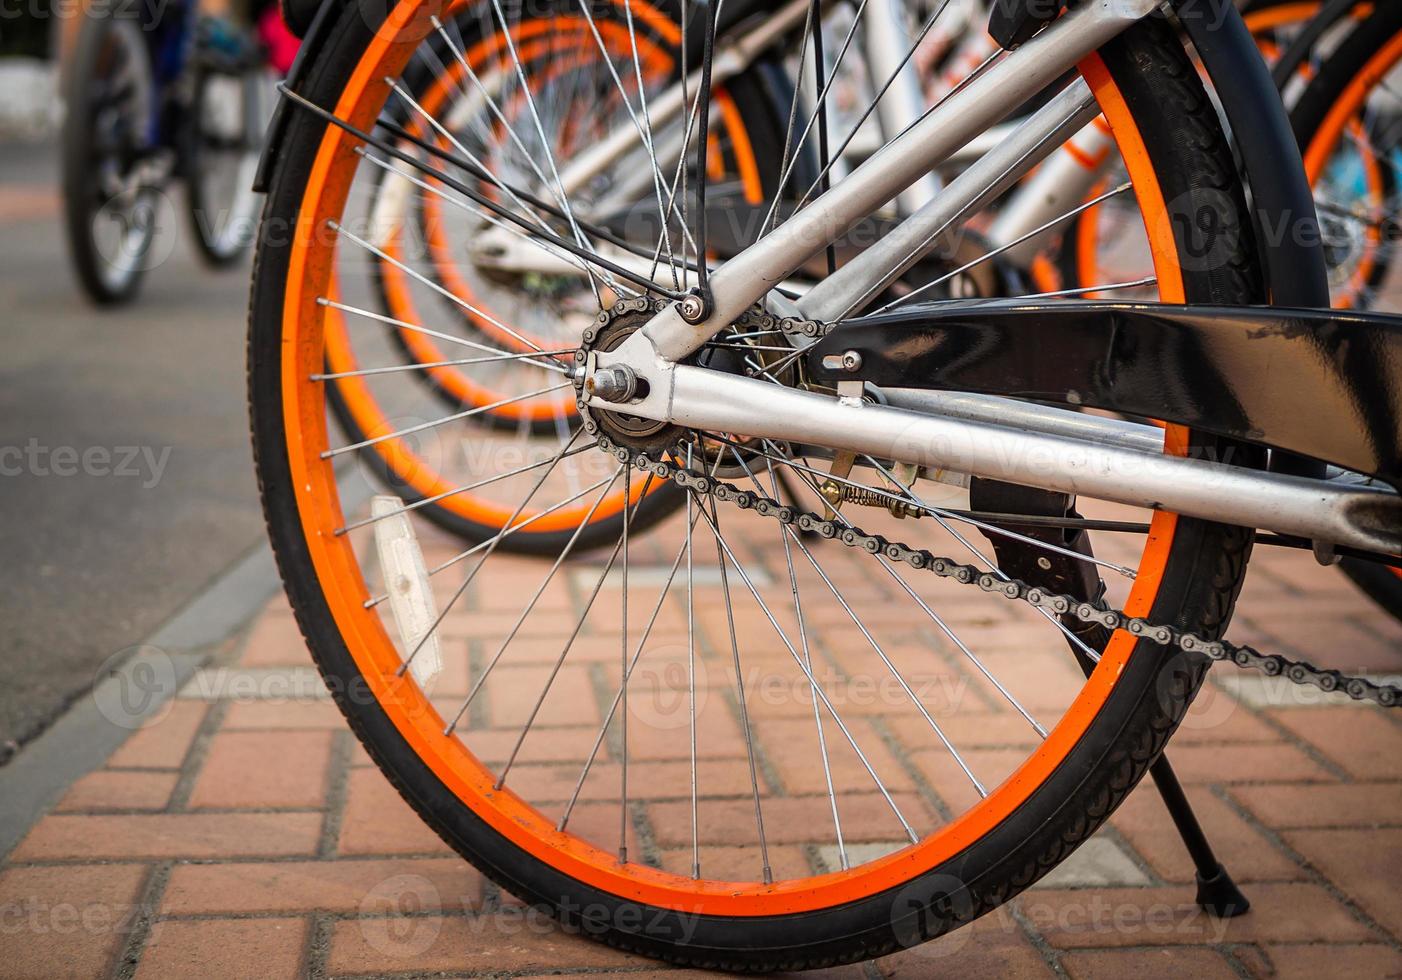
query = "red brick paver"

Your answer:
(3, 525), (1399, 978)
